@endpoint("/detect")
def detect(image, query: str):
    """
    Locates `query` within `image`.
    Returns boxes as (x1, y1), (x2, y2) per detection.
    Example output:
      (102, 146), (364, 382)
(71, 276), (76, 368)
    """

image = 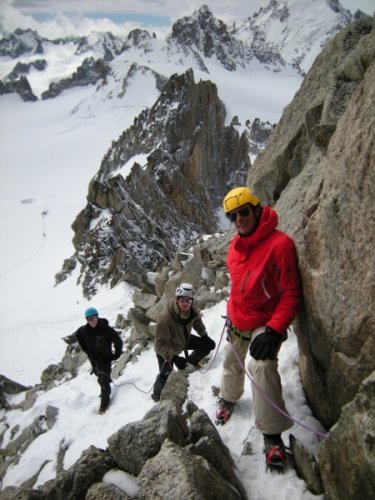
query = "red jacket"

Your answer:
(226, 206), (301, 335)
